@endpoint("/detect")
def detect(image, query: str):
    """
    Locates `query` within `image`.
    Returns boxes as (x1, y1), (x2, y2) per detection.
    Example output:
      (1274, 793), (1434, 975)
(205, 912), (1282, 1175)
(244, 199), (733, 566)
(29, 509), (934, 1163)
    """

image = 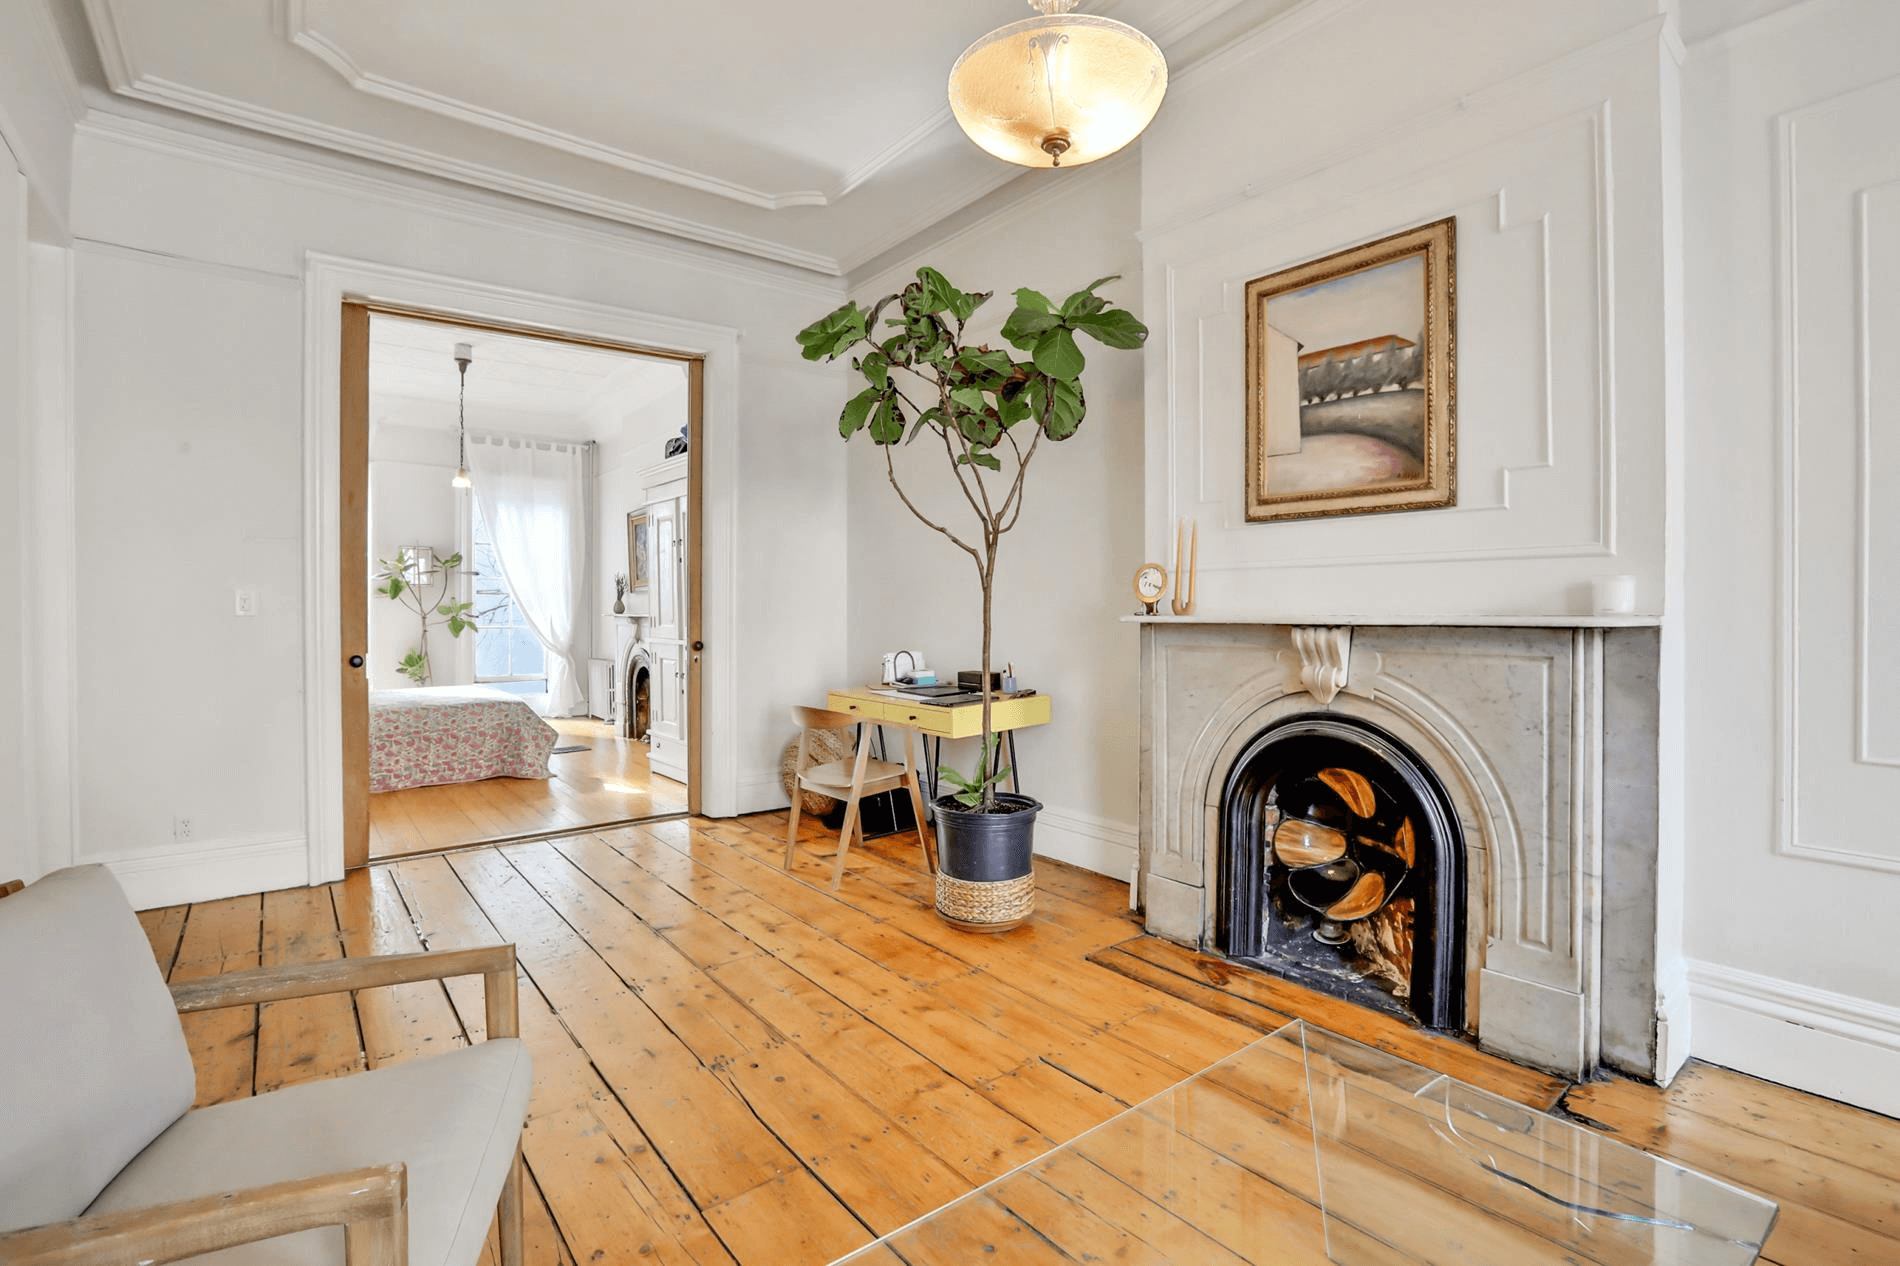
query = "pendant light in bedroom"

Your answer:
(451, 341), (473, 489)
